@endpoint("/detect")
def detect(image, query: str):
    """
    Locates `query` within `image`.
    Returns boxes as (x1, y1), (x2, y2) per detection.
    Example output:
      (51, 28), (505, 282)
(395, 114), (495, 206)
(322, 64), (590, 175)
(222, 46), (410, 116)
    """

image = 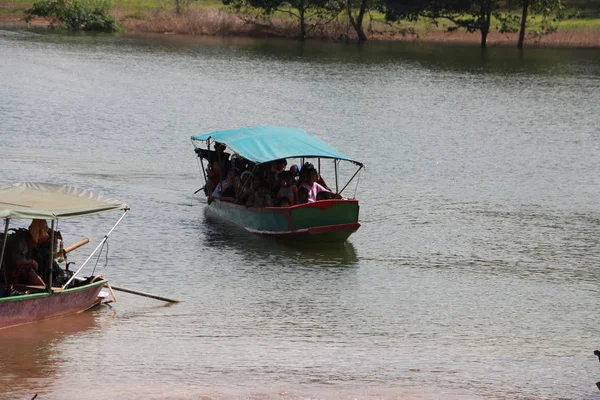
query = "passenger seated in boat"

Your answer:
(297, 187), (309, 204)
(3, 219), (47, 286)
(299, 162), (329, 190)
(243, 175), (261, 208)
(257, 187), (273, 208)
(266, 162), (281, 196)
(290, 164), (299, 182)
(236, 171), (253, 205)
(278, 197), (291, 207)
(233, 156), (254, 175)
(221, 170), (243, 203)
(33, 227), (63, 284)
(275, 159), (287, 173)
(245, 177), (272, 208)
(299, 165), (340, 202)
(276, 170), (297, 206)
(208, 169), (234, 205)
(206, 160), (221, 195)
